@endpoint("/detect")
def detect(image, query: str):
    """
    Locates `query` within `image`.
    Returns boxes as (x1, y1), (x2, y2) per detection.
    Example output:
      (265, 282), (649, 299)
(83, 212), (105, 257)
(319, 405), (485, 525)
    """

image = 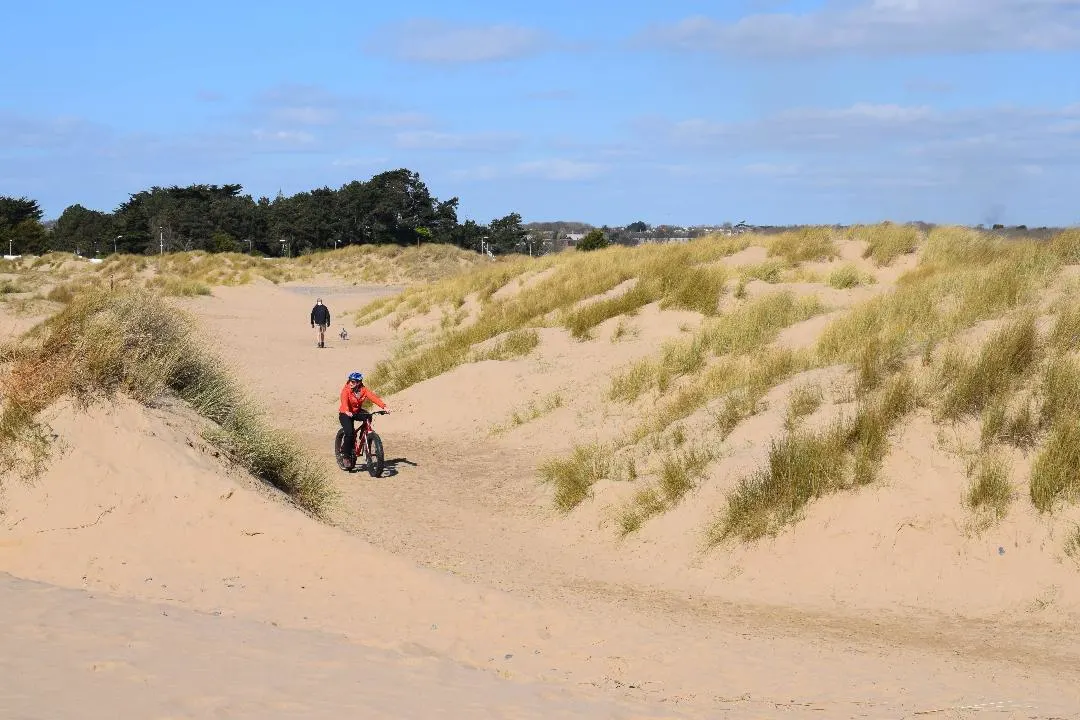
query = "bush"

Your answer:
(576, 229), (609, 252)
